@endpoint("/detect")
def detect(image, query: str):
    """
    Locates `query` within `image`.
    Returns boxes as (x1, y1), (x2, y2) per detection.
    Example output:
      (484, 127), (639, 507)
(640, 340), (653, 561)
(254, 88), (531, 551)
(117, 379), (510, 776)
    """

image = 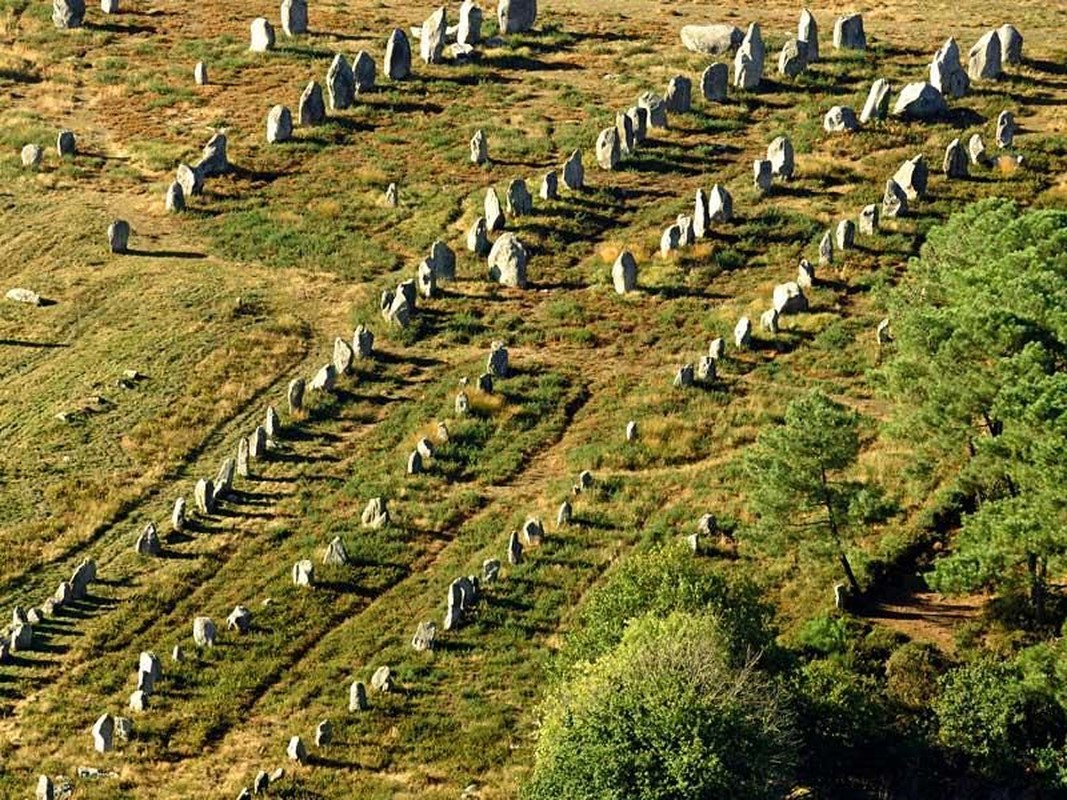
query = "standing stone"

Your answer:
(943, 138), (968, 178)
(310, 363), (337, 391)
(877, 318), (892, 345)
(287, 378), (305, 413)
(734, 317), (752, 349)
(129, 690), (148, 712)
(20, 144), (42, 169)
(930, 38), (969, 98)
(331, 337), (353, 375)
(835, 220), (856, 251)
(171, 497), (186, 533)
(135, 522), (161, 557)
(767, 136), (794, 180)
(411, 621), (436, 652)
(701, 63), (728, 102)
(108, 220), (130, 254)
(416, 438), (434, 459)
(773, 281), (808, 315)
(352, 324), (374, 360)
(429, 240), (455, 281)
(36, 776), (53, 800)
(384, 28), (412, 81)
(815, 230), (832, 267)
(458, 0), (483, 45)
(361, 497), (389, 529)
(708, 184), (732, 223)
(615, 112), (635, 156)
(664, 76), (692, 113)
(677, 215), (695, 247)
(486, 341), (509, 377)
(483, 559), (501, 583)
(557, 501), (572, 528)
(194, 478), (215, 515)
(823, 106), (859, 133)
(777, 39), (808, 78)
(859, 79), (891, 124)
(660, 224), (681, 256)
(176, 163), (202, 197)
(419, 7), (447, 65)
(883, 179), (908, 219)
(893, 155), (928, 200)
(349, 681), (368, 711)
(859, 204), (879, 235)
(833, 13), (865, 49)
(997, 25), (1023, 66)
(680, 24), (742, 54)
(467, 217), (490, 255)
(196, 132), (229, 175)
(455, 391), (470, 416)
(280, 0), (307, 36)
(596, 128), (620, 170)
(470, 129), (488, 165)
(92, 714), (114, 754)
(733, 39), (762, 90)
(370, 666), (394, 692)
(497, 0), (536, 34)
(797, 258), (815, 288)
(708, 339), (725, 360)
(266, 105), (293, 144)
(352, 50), (375, 94)
(506, 179), (533, 216)
(237, 438), (250, 478)
(539, 171), (558, 201)
(194, 62), (208, 85)
(287, 736), (307, 764)
(52, 0), (84, 28)
(968, 134), (989, 167)
(56, 130), (76, 157)
(753, 159), (772, 194)
(798, 8), (819, 61)
(612, 251), (637, 295)
(385, 182), (398, 207)
(292, 559), (314, 587)
(674, 364), (695, 388)
(697, 356), (716, 382)
(968, 30), (1002, 81)
(521, 518), (544, 546)
(226, 605), (252, 633)
(250, 18), (276, 52)
(165, 181), (185, 213)
(892, 82), (948, 120)
(626, 420), (638, 441)
(693, 189), (710, 238)
(249, 426), (268, 460)
(102, 0), (118, 15)
(562, 149), (584, 190)
(407, 450), (423, 475)
(627, 106), (648, 144)
(638, 92), (668, 130)
(299, 81), (326, 125)
(315, 720), (333, 747)
(996, 111), (1015, 148)
(10, 623), (32, 651)
(488, 233), (527, 289)
(760, 308), (779, 334)
(323, 536), (348, 566)
(485, 187), (505, 232)
(265, 406), (280, 440)
(508, 531), (523, 564)
(326, 54), (355, 111)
